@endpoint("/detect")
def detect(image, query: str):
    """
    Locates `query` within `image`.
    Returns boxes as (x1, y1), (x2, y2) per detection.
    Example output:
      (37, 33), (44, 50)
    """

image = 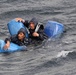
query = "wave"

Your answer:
(36, 50), (76, 68)
(57, 50), (73, 58)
